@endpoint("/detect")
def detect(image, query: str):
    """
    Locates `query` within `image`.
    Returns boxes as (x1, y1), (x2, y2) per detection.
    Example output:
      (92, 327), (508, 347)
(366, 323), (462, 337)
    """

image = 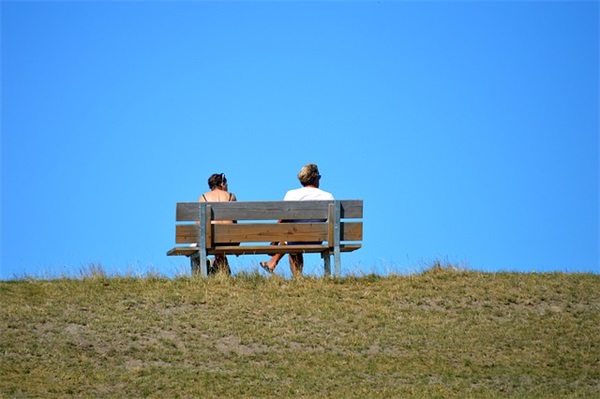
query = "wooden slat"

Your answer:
(341, 222), (363, 241)
(218, 222), (363, 243)
(176, 200), (363, 221)
(167, 247), (199, 256)
(214, 223), (327, 243)
(339, 200), (363, 218)
(175, 225), (200, 244)
(167, 243), (362, 257)
(175, 222), (363, 244)
(209, 244), (362, 255)
(176, 223), (326, 244)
